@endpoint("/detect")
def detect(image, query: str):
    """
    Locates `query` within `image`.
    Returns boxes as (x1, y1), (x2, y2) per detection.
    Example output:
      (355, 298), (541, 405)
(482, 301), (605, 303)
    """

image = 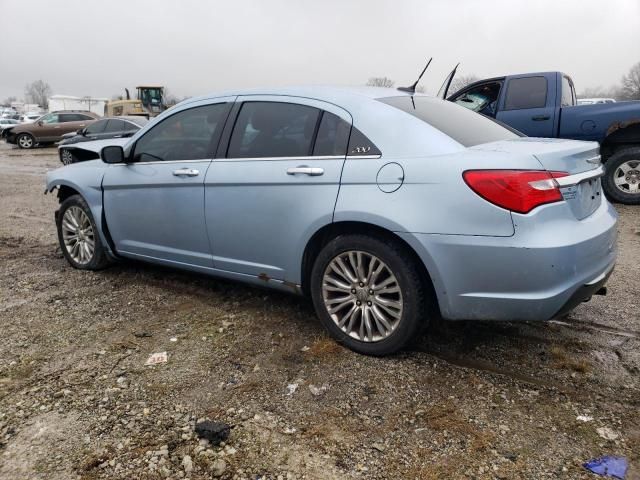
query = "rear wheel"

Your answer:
(17, 133), (35, 149)
(56, 194), (110, 270)
(310, 234), (428, 356)
(602, 147), (640, 205)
